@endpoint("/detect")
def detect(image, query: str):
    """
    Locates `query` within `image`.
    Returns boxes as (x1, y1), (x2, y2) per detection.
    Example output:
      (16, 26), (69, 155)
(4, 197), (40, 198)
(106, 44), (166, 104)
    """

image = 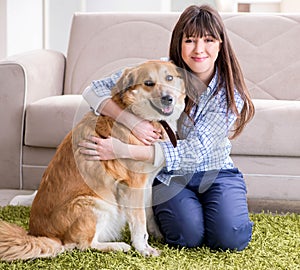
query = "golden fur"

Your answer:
(0, 61), (185, 261)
